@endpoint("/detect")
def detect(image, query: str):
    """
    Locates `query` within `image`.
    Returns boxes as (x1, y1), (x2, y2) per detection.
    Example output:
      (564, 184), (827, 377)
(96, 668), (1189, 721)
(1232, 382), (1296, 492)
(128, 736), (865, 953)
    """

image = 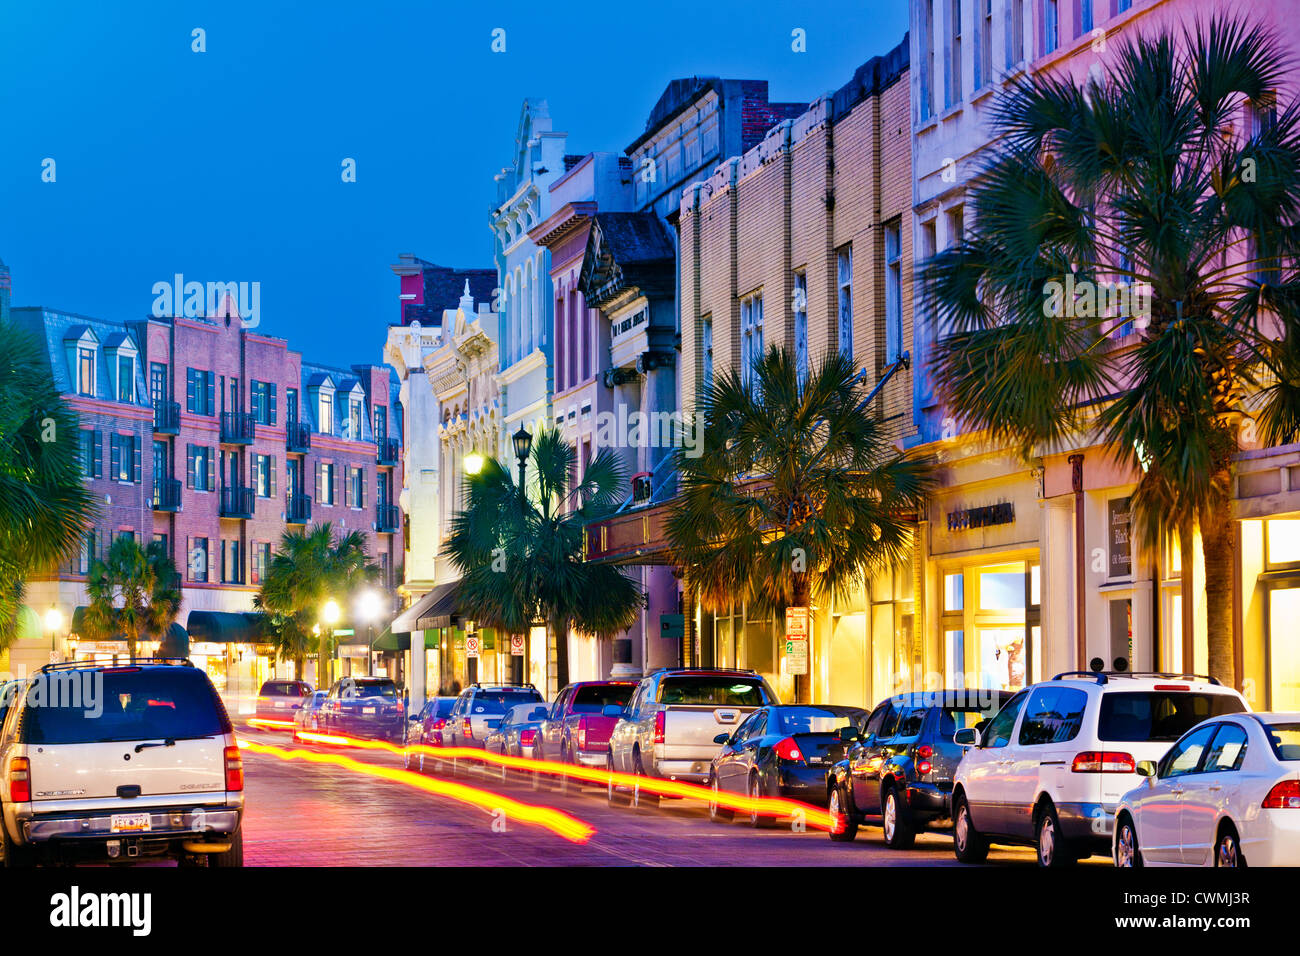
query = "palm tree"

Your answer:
(83, 537), (182, 658)
(444, 429), (643, 691)
(667, 346), (931, 702)
(255, 523), (379, 682)
(0, 321), (98, 649)
(920, 15), (1300, 686)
